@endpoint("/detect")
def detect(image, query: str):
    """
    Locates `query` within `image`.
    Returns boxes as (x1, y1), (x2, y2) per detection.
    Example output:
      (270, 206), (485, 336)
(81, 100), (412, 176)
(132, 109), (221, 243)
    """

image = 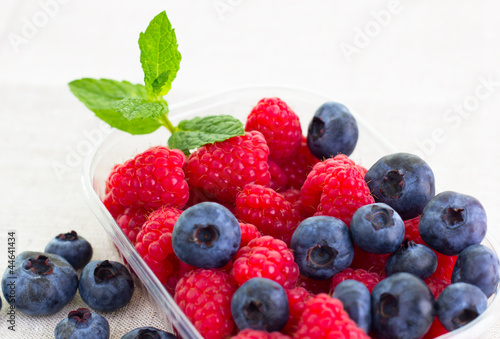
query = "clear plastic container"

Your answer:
(82, 86), (500, 339)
